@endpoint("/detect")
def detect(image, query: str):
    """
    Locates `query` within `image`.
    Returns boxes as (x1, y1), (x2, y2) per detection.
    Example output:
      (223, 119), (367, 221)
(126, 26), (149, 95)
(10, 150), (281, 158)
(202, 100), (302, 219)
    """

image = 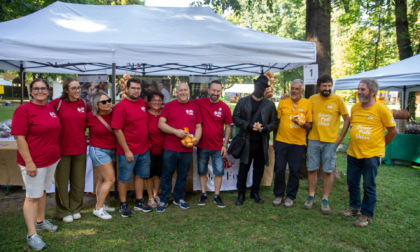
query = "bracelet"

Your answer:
(223, 144), (228, 147)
